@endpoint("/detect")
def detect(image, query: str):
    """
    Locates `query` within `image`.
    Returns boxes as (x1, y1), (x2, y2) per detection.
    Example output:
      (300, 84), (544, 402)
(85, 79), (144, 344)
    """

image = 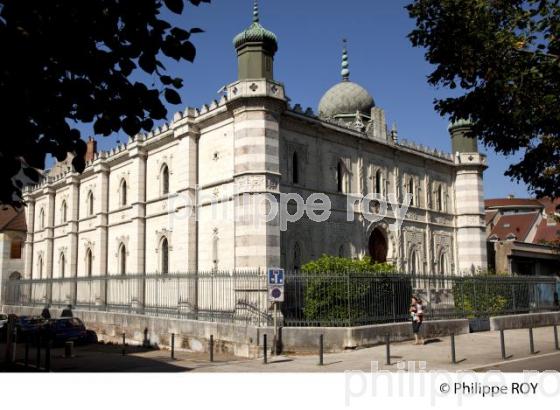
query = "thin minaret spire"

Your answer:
(253, 0), (259, 23)
(341, 39), (350, 81)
